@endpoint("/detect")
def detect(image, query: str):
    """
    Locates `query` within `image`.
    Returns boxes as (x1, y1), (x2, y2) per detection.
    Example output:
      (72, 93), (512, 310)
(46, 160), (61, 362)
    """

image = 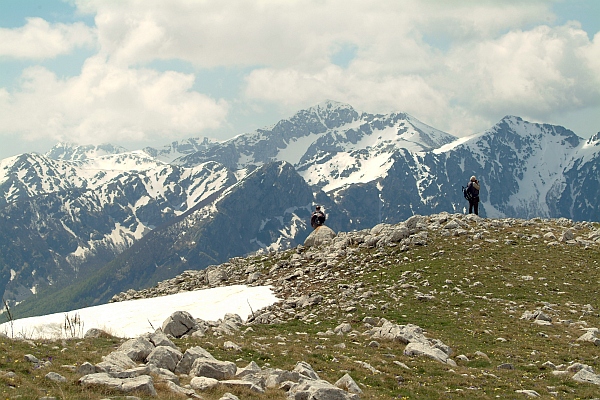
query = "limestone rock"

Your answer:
(190, 376), (220, 391)
(515, 389), (540, 397)
(368, 320), (428, 344)
(77, 361), (98, 375)
(207, 267), (228, 286)
(220, 379), (265, 393)
(293, 361), (320, 380)
(335, 373), (362, 394)
(236, 361), (261, 378)
(304, 225), (337, 247)
(404, 342), (457, 366)
(288, 379), (360, 400)
(164, 380), (200, 398)
(78, 373), (157, 397)
(190, 358), (237, 380)
(78, 373), (122, 391)
(146, 346), (182, 372)
(577, 328), (600, 346)
(265, 369), (301, 388)
(334, 323), (352, 335)
(45, 372), (67, 383)
(96, 351), (137, 373)
(221, 341), (240, 352)
(84, 328), (110, 338)
(162, 311), (198, 338)
(572, 369), (600, 385)
(145, 330), (178, 348)
(175, 346), (216, 375)
(120, 375), (157, 396)
(117, 337), (155, 362)
(219, 393), (240, 400)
